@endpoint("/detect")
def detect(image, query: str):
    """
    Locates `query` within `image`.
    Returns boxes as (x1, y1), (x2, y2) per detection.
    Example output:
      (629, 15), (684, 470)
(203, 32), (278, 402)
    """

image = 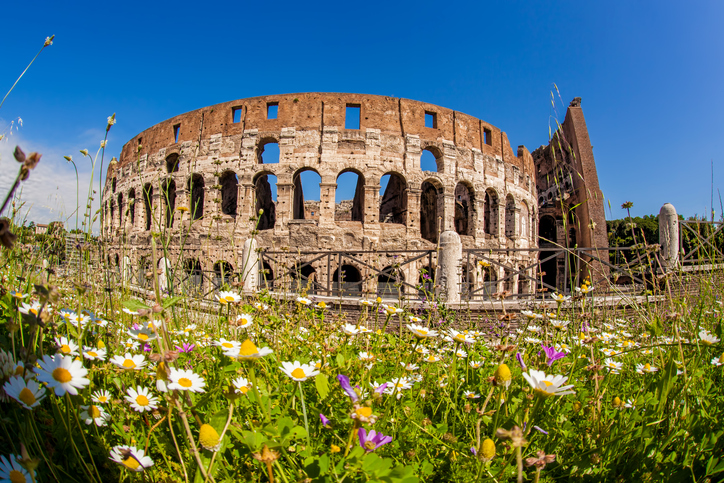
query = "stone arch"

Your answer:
(220, 170), (238, 216)
(335, 168), (364, 222)
(188, 174), (204, 220)
(454, 181), (475, 237)
(253, 171), (277, 230)
(505, 194), (516, 238)
(332, 263), (362, 296)
(166, 153), (180, 173)
(420, 145), (443, 173)
(377, 265), (404, 297)
(162, 179), (176, 228)
(379, 172), (407, 225)
(291, 262), (317, 294)
(484, 188), (499, 236)
(143, 183), (153, 231)
(214, 260), (233, 289)
(292, 167), (321, 220)
(420, 179), (443, 243)
(258, 137), (280, 164)
(128, 188), (136, 226)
